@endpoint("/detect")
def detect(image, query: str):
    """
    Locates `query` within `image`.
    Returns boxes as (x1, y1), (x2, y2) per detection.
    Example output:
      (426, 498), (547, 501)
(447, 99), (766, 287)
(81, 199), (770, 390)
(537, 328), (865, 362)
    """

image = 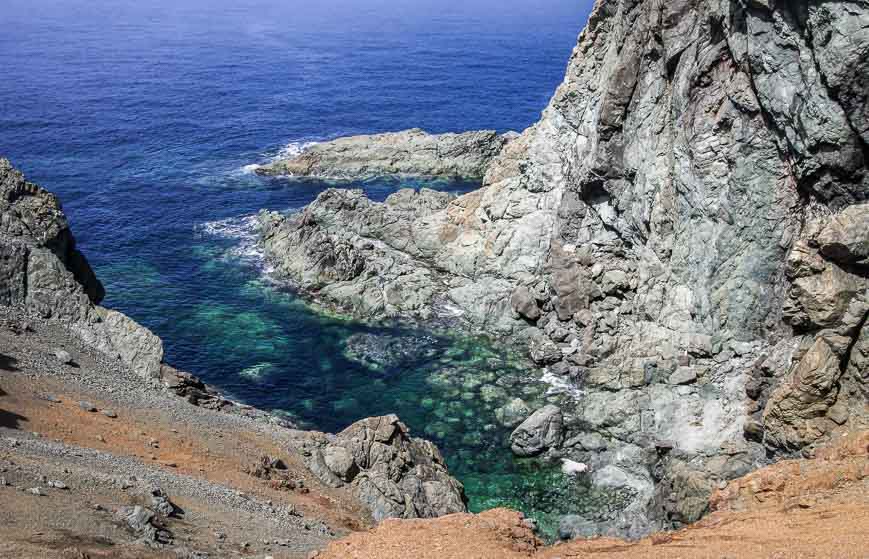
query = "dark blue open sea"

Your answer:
(1, 0), (593, 536)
